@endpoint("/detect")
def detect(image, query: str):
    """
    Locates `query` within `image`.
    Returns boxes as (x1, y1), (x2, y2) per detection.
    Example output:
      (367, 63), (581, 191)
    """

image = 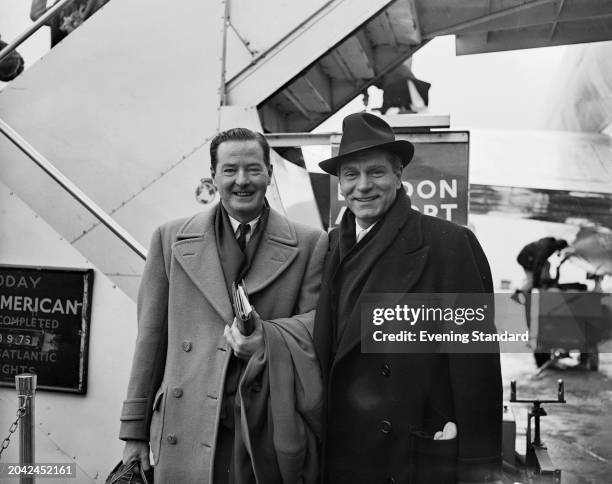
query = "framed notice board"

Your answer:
(0, 265), (94, 394)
